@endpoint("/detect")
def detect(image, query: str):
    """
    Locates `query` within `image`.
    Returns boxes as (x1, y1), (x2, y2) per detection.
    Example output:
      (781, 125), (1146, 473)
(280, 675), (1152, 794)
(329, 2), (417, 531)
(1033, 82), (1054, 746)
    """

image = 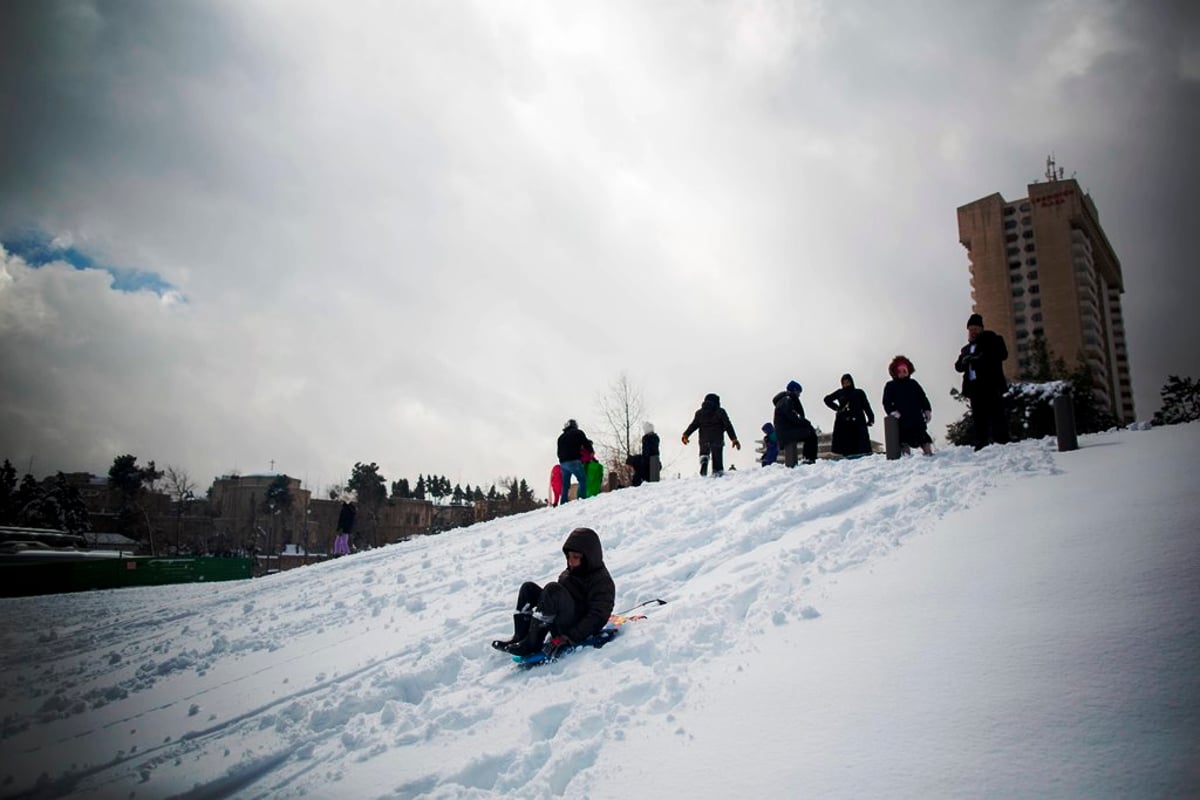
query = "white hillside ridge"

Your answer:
(0, 425), (1195, 799)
